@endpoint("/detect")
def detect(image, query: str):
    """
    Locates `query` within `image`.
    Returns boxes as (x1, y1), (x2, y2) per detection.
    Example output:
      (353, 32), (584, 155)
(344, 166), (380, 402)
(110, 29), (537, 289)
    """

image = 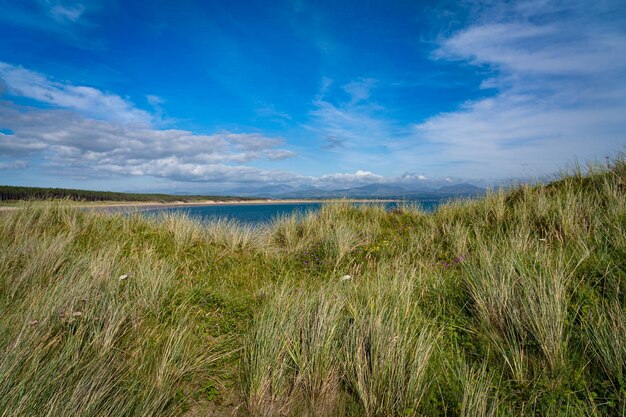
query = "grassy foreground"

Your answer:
(1, 160), (625, 416)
